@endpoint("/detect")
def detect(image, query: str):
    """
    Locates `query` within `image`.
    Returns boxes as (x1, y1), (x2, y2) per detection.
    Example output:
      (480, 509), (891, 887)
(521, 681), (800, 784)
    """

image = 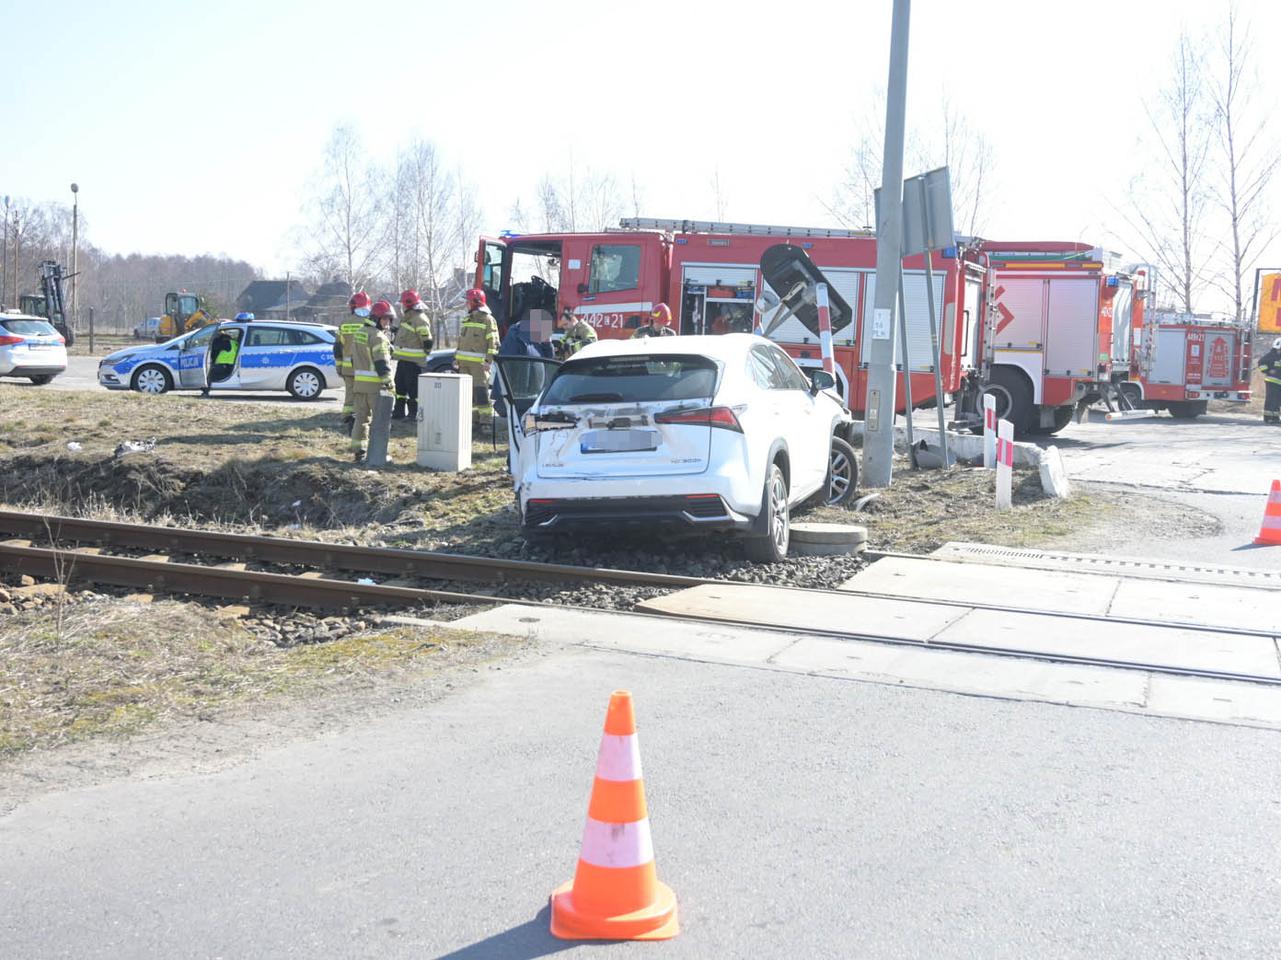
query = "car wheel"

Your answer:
(1168, 400), (1207, 419)
(288, 366), (324, 400)
(27, 375), (54, 386)
(826, 437), (859, 506)
(745, 462), (790, 562)
(131, 365), (172, 395)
